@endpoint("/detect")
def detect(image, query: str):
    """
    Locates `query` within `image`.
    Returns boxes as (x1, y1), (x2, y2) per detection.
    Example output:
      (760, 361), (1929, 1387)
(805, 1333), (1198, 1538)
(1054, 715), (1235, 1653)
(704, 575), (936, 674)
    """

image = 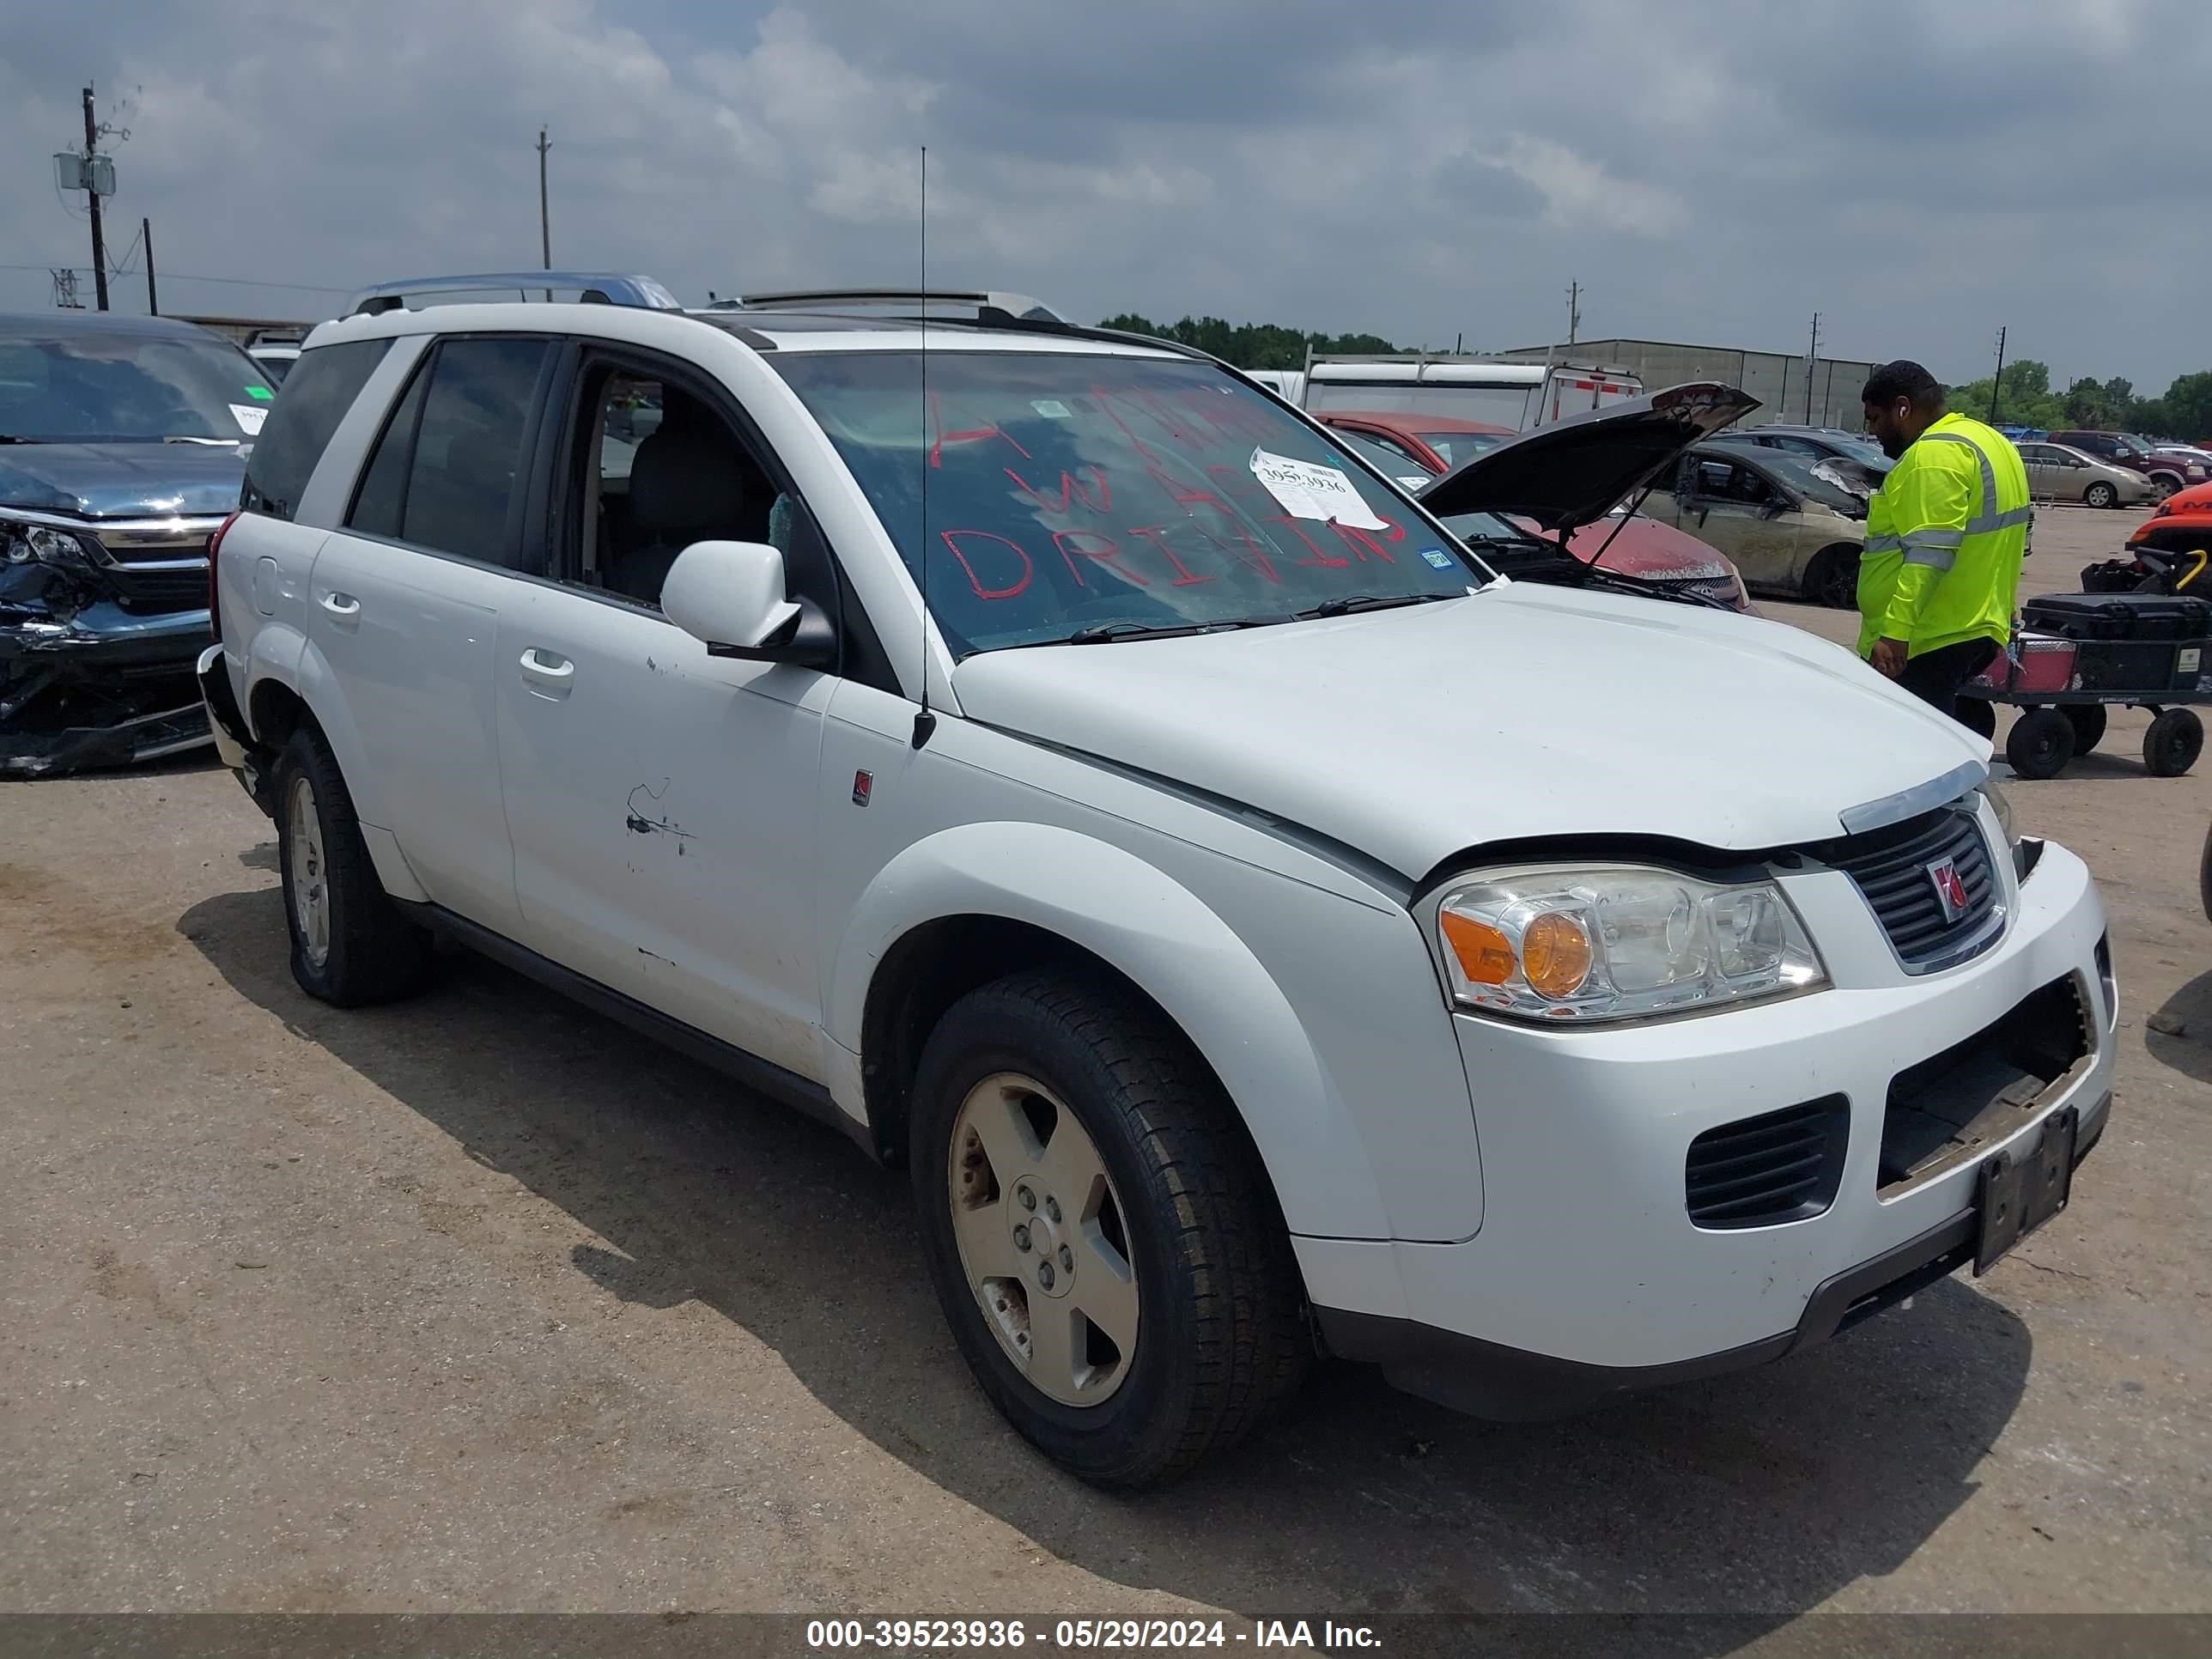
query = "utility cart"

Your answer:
(1960, 592), (2212, 779)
